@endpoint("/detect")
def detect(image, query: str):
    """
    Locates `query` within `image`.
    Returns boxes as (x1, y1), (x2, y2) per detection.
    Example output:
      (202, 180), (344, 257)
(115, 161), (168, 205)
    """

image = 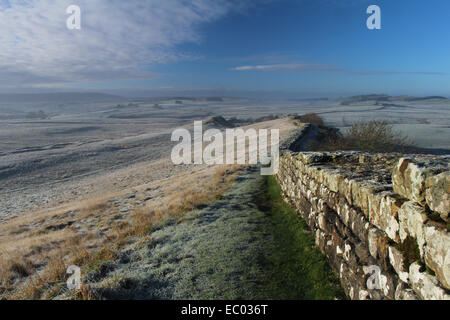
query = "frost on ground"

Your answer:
(0, 118), (301, 299)
(78, 166), (342, 300)
(79, 167), (272, 299)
